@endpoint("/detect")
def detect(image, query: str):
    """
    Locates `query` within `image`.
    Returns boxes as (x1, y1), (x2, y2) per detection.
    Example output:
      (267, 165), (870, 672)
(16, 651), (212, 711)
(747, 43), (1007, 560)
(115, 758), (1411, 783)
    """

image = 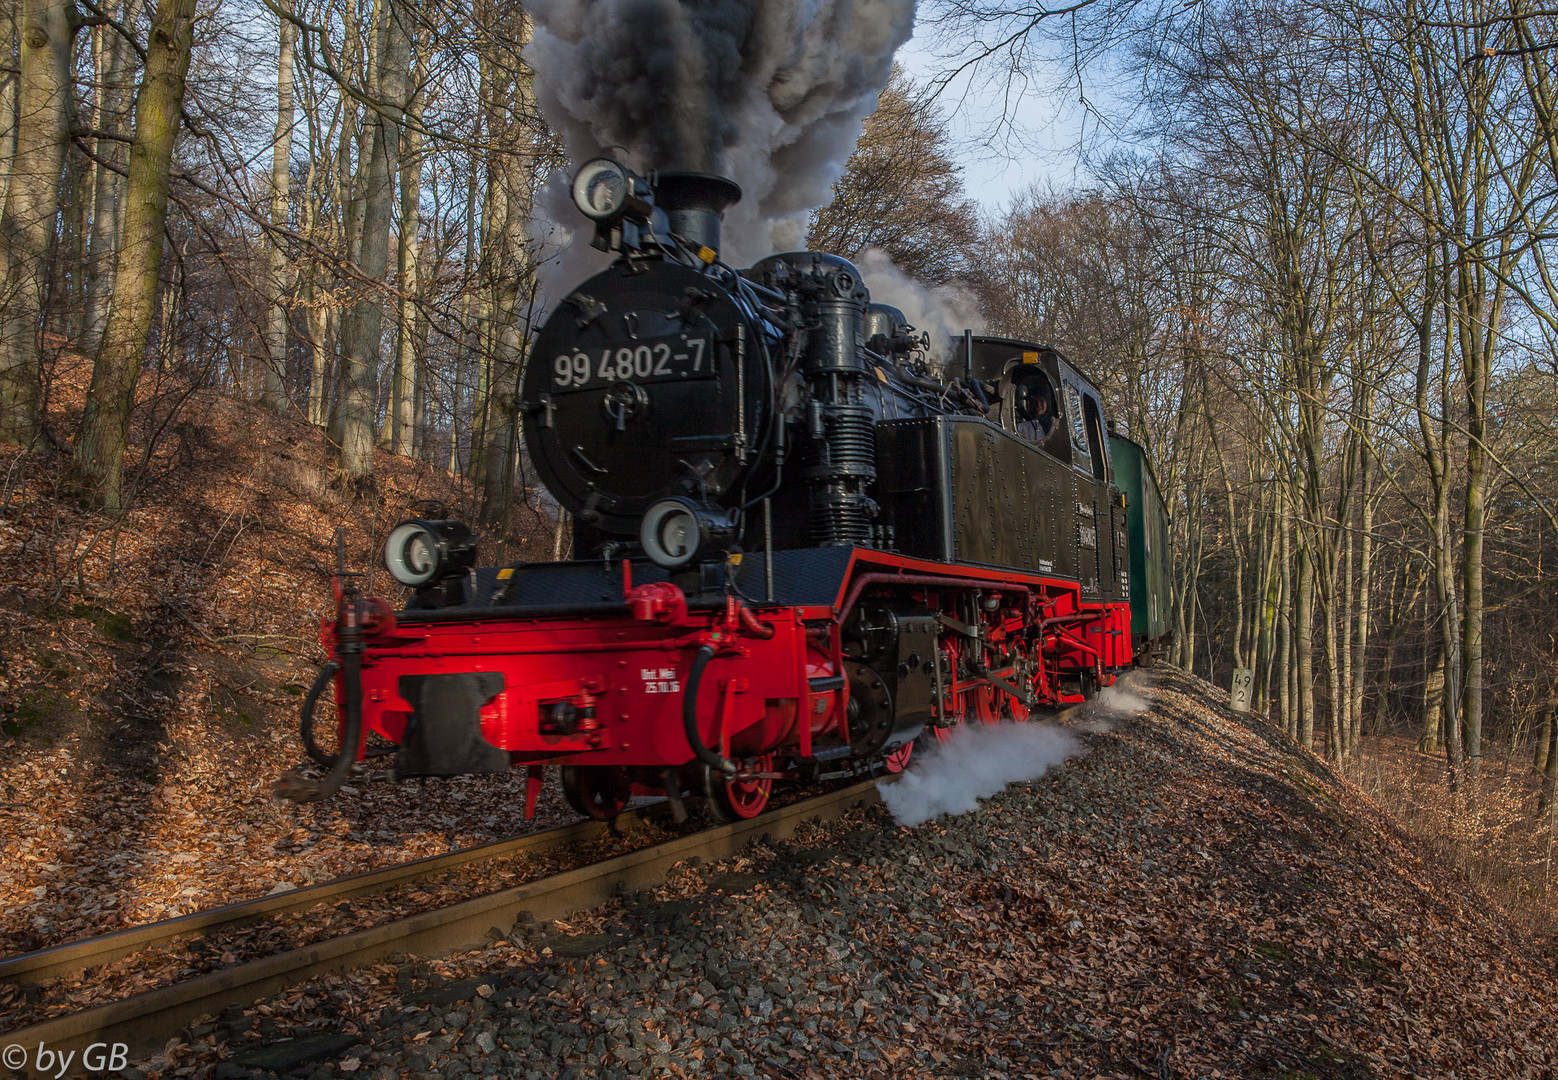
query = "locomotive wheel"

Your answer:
(882, 742), (913, 773)
(560, 765), (629, 821)
(970, 685), (1000, 724)
(920, 725), (954, 749)
(702, 753), (774, 822)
